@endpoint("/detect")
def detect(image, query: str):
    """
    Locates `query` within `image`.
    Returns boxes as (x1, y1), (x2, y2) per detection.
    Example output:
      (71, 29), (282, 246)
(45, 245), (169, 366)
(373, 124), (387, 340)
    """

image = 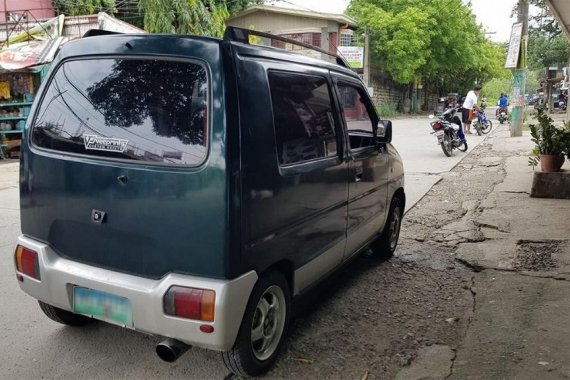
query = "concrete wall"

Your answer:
(0, 0), (54, 23)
